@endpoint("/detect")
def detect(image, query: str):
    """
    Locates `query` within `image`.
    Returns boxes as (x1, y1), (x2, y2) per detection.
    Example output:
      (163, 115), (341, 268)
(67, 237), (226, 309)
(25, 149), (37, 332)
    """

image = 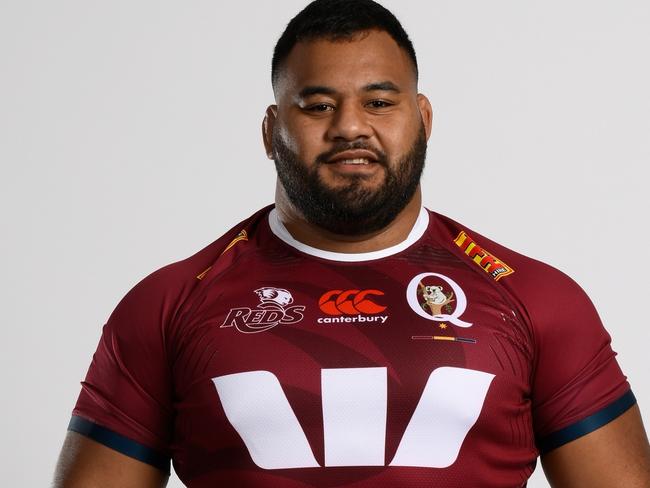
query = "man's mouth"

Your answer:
(327, 149), (380, 166)
(338, 158), (372, 165)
